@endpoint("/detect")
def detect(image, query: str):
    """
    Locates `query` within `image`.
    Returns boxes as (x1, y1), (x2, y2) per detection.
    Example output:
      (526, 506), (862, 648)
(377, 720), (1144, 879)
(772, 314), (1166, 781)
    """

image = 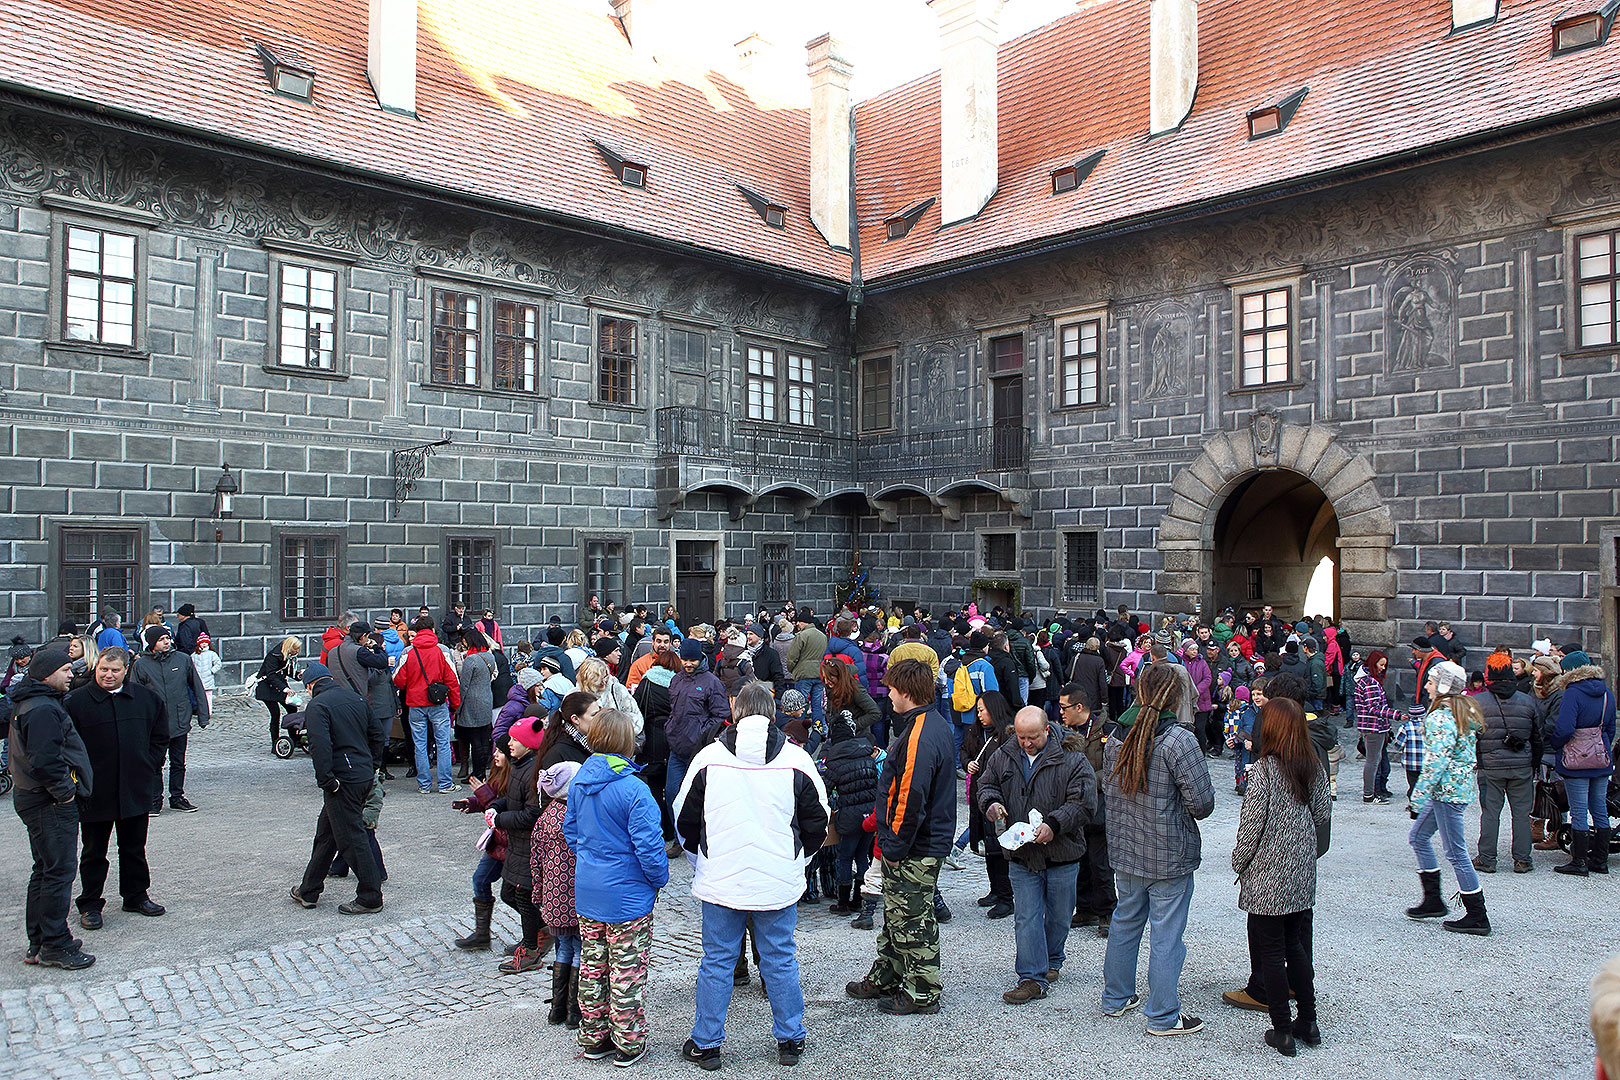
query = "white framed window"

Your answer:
(494, 299), (541, 393)
(275, 263), (339, 370)
(1058, 319), (1102, 407)
(786, 352), (815, 426)
(63, 224), (138, 347)
(1239, 287), (1292, 386)
(746, 345), (778, 421)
